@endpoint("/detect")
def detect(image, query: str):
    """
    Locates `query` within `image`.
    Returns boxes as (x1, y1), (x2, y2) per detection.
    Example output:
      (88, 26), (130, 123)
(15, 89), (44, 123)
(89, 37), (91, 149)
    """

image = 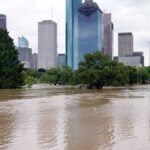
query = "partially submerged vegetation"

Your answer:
(25, 52), (150, 89)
